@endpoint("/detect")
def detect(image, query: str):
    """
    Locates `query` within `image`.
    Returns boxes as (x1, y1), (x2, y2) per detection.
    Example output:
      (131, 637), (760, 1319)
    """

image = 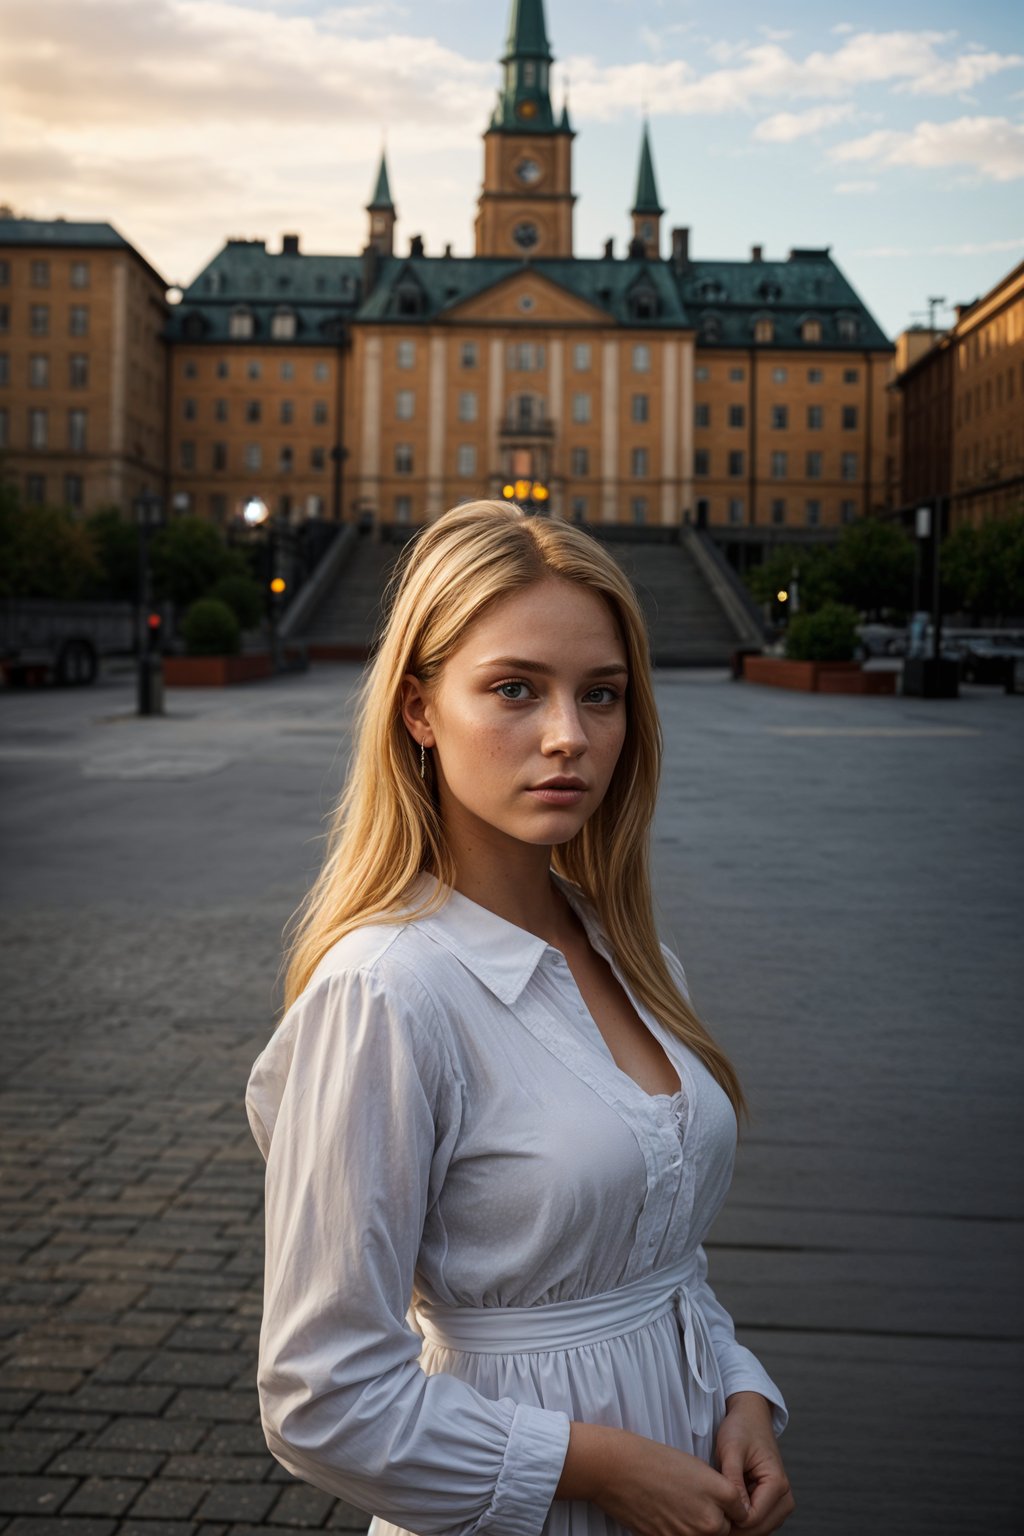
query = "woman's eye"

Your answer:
(495, 680), (531, 700)
(584, 686), (620, 704)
